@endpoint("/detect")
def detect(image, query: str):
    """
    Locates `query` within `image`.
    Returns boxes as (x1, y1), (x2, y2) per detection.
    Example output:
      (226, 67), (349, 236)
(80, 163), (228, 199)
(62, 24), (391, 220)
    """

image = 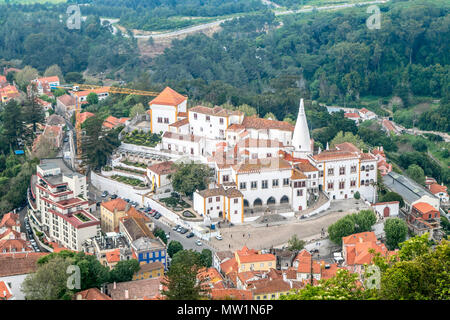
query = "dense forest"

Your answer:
(76, 0), (265, 31)
(0, 4), (140, 75)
